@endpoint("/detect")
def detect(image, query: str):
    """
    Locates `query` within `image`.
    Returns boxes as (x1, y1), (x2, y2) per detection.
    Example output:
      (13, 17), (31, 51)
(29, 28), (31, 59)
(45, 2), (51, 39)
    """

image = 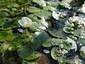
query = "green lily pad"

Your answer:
(27, 7), (41, 13)
(18, 45), (41, 61)
(78, 38), (85, 45)
(63, 27), (74, 33)
(32, 0), (46, 7)
(0, 18), (4, 26)
(42, 38), (63, 47)
(25, 52), (41, 62)
(73, 29), (81, 37)
(47, 29), (66, 39)
(51, 47), (64, 61)
(18, 45), (33, 58)
(23, 61), (38, 64)
(63, 37), (77, 51)
(32, 31), (49, 44)
(0, 30), (14, 41)
(18, 44), (41, 61)
(35, 10), (51, 19)
(80, 46), (85, 59)
(16, 0), (28, 4)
